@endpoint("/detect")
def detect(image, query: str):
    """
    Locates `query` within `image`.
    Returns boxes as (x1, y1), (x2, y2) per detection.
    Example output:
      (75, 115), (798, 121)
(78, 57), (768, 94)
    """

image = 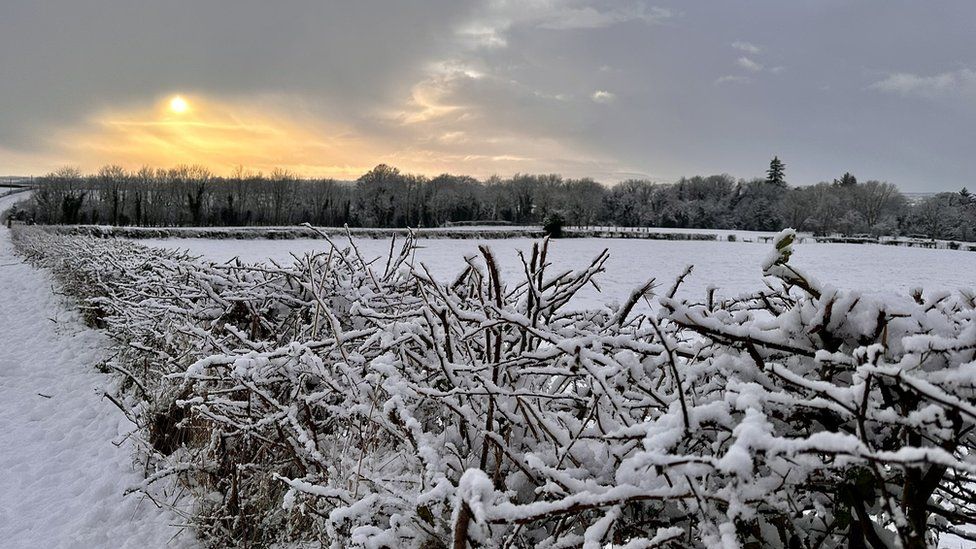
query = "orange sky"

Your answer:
(7, 92), (620, 181)
(50, 95), (382, 179)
